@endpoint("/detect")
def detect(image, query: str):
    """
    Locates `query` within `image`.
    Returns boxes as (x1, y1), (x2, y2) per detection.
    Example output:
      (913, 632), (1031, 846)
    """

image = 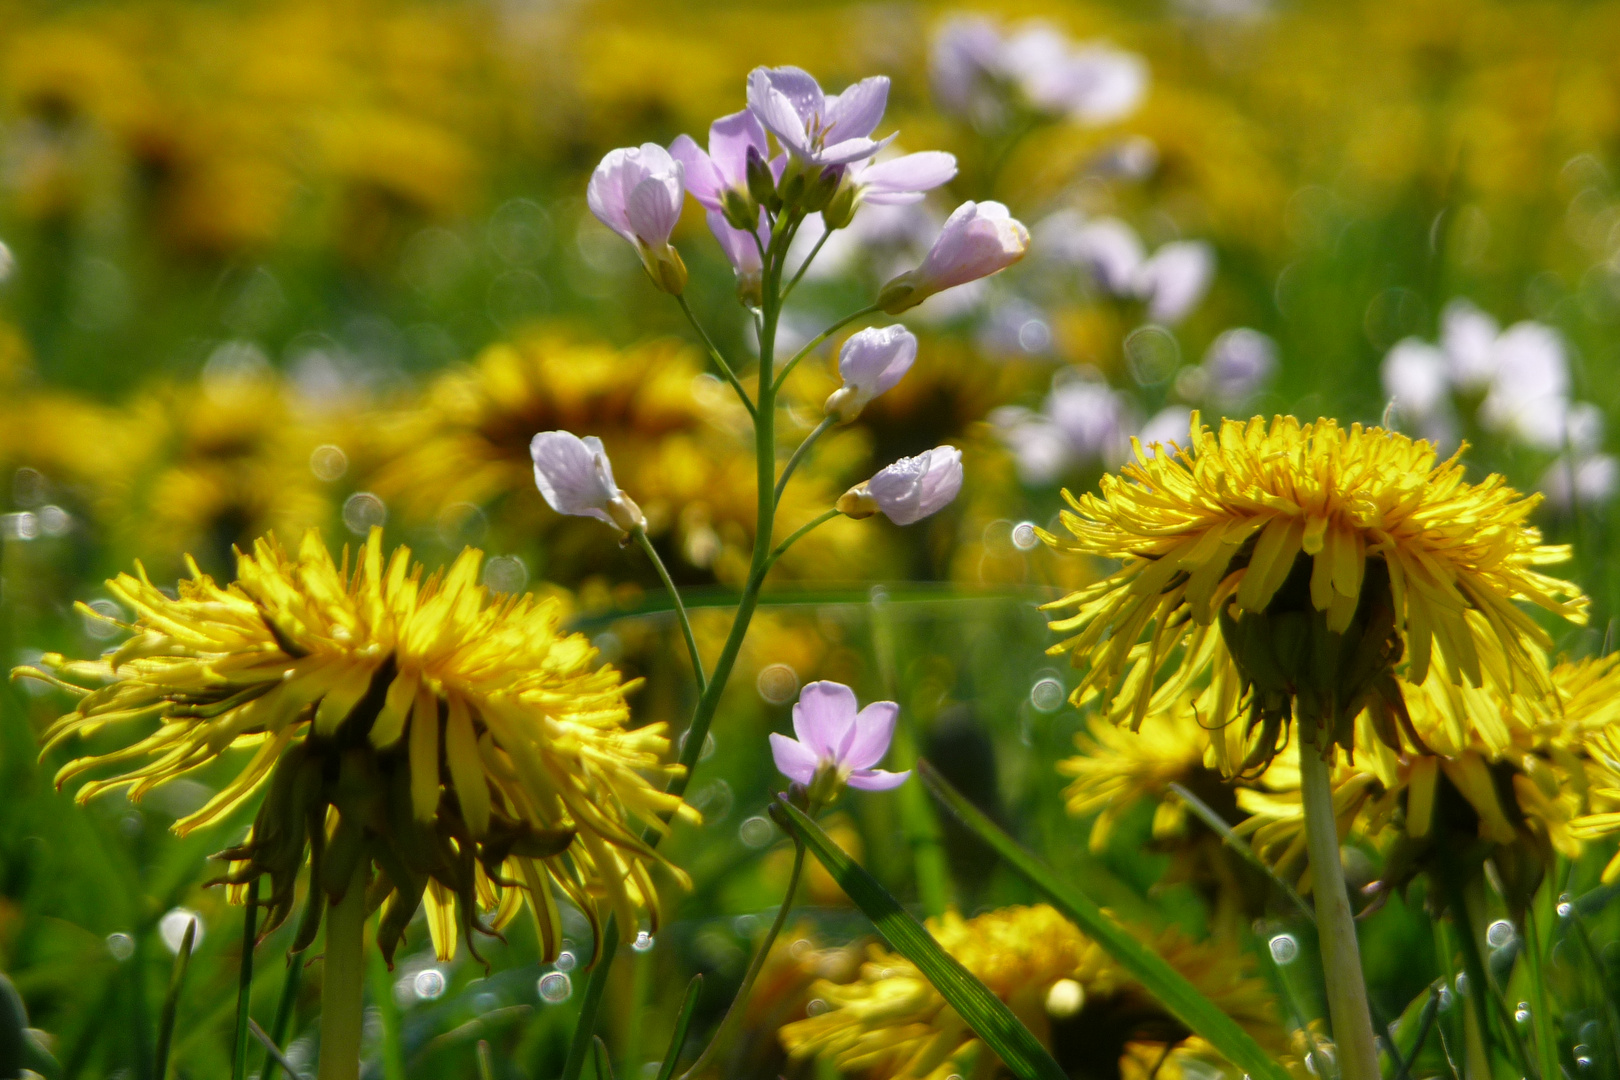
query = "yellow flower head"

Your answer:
(1042, 414), (1587, 769)
(779, 904), (1283, 1080)
(1059, 703), (1216, 852)
(15, 529), (695, 964)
